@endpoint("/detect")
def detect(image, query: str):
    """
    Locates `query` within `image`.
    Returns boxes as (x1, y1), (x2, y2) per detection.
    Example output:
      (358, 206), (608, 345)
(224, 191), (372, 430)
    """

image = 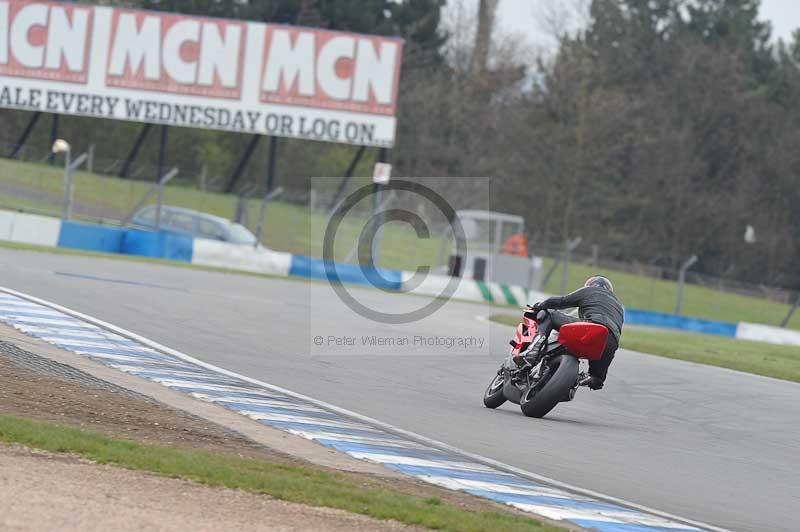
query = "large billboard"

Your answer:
(0, 1), (404, 147)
